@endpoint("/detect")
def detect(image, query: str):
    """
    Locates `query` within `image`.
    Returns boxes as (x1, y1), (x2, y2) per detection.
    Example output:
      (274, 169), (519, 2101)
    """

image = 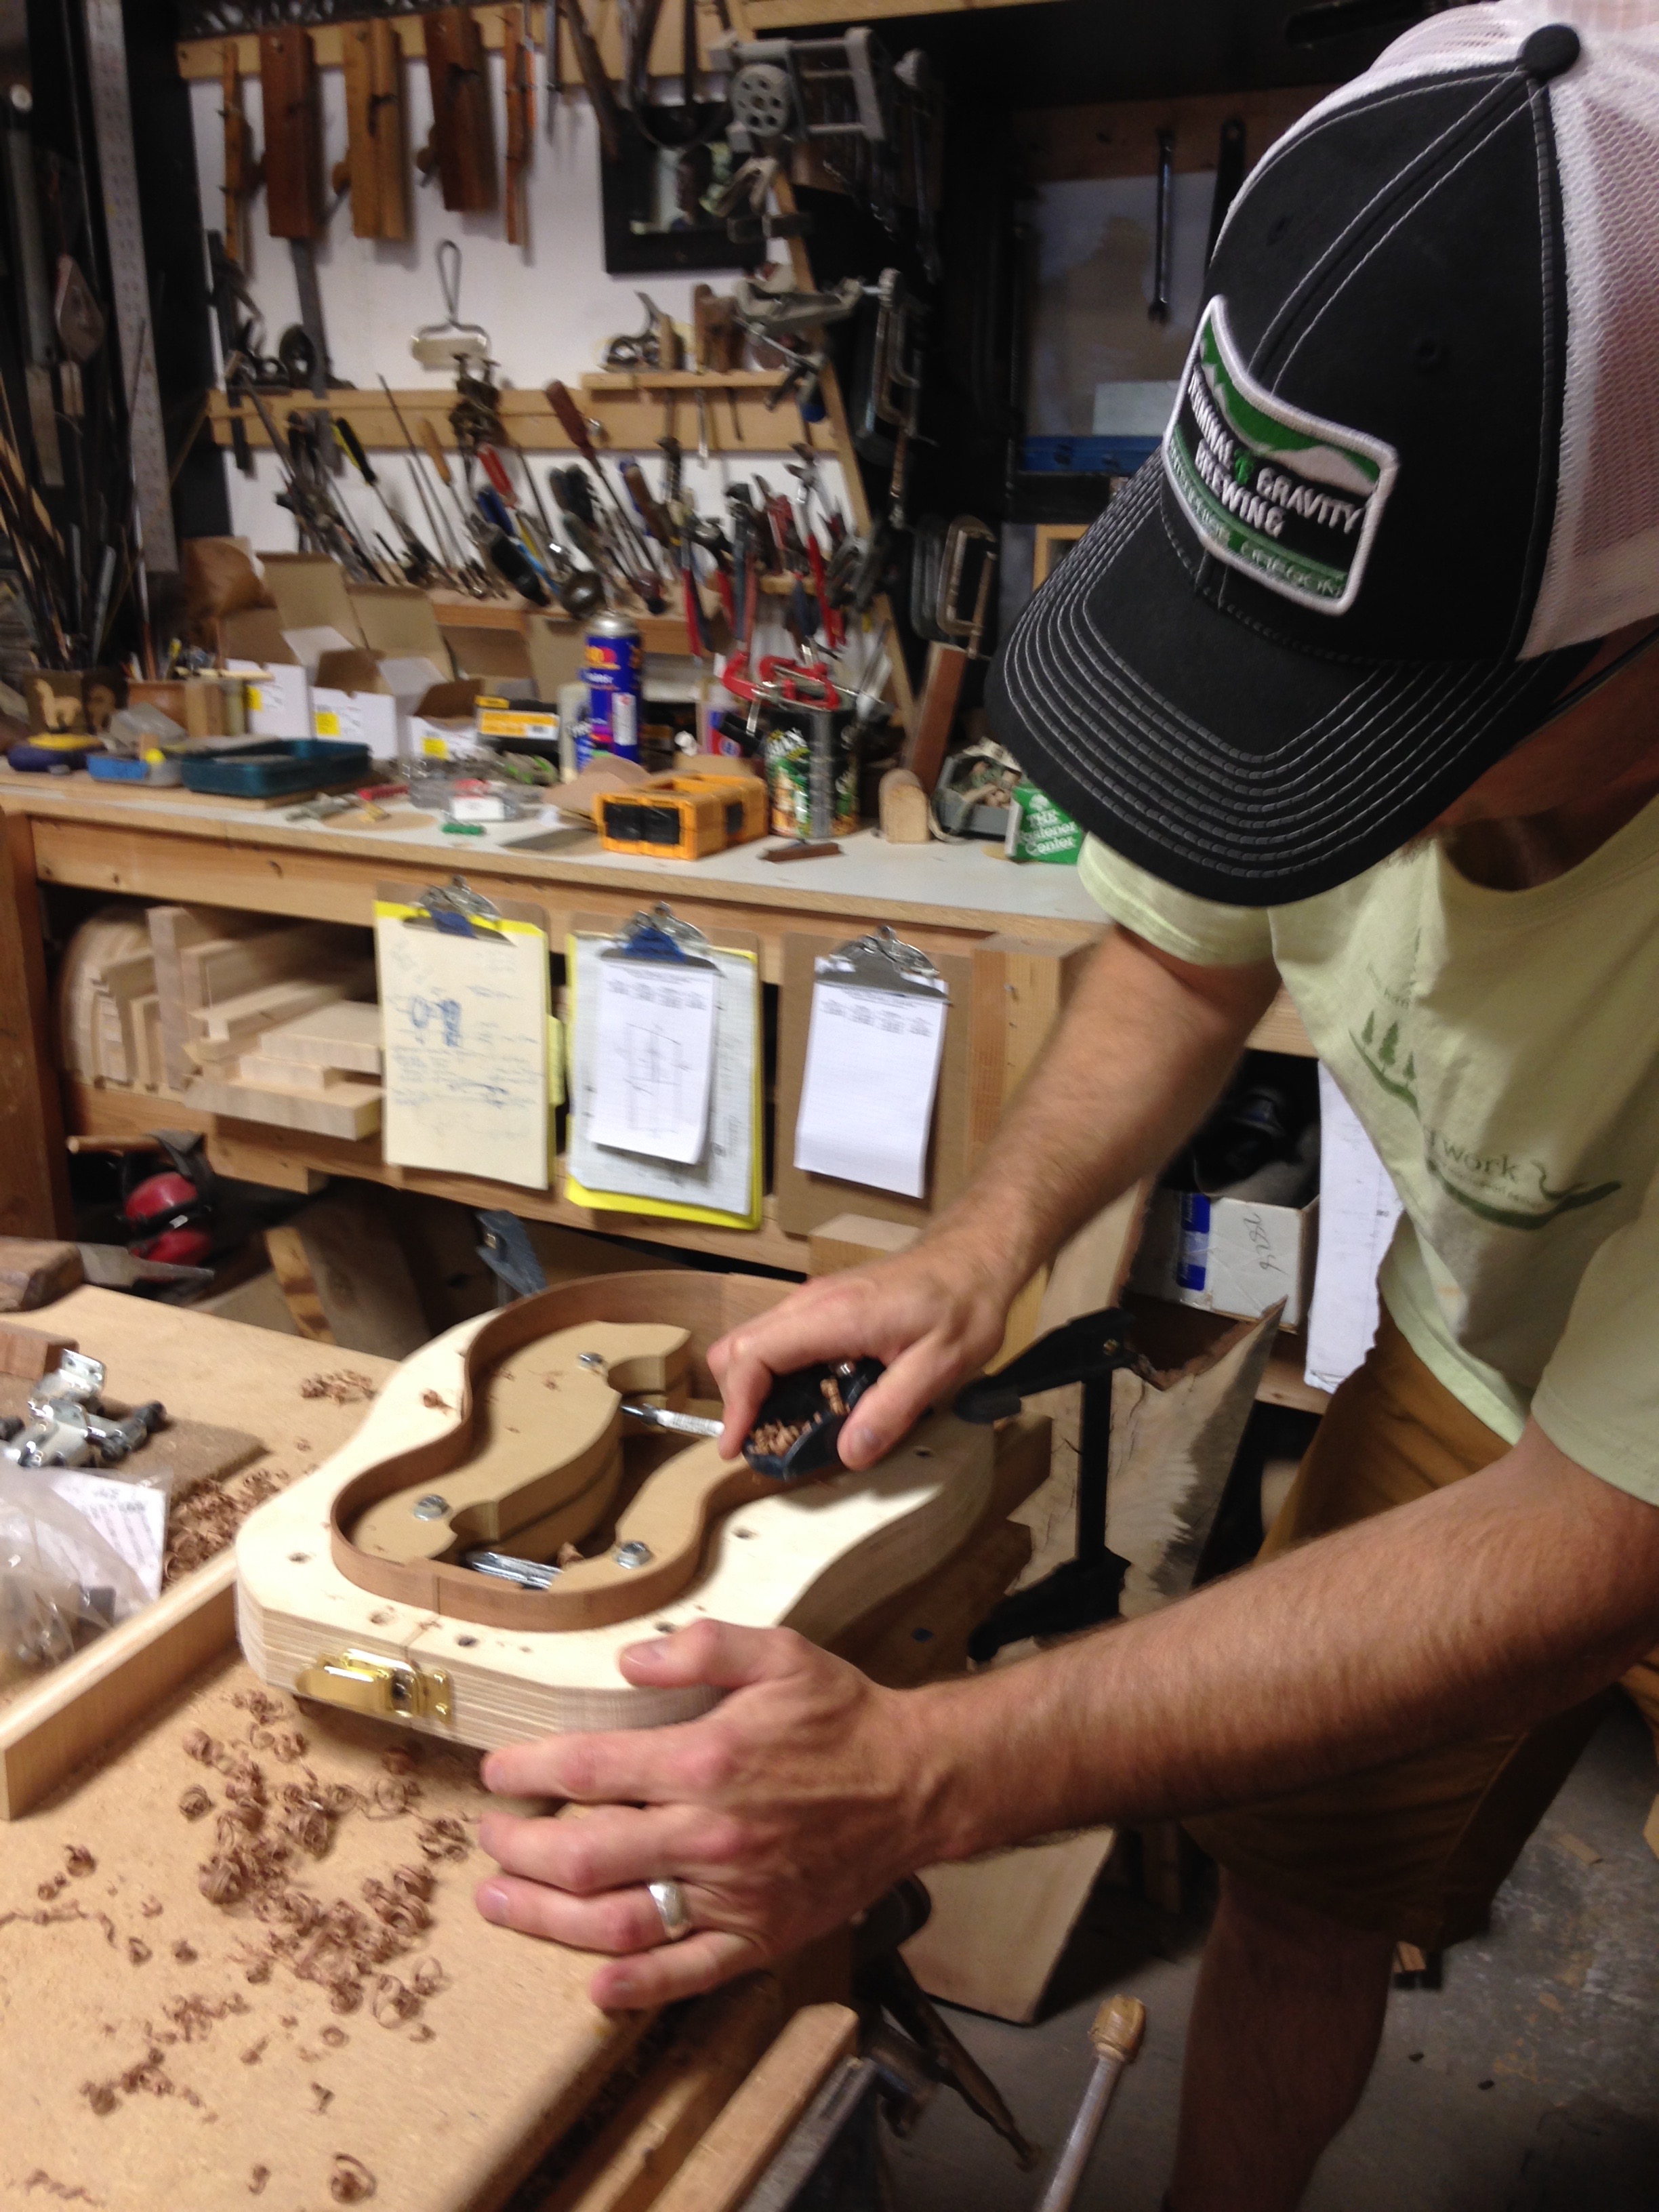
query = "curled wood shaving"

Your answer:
(64, 1846), (96, 1878)
(125, 1939), (150, 1967)
(232, 1689), (288, 1725)
(381, 1749), (417, 1778)
(410, 1957), (444, 1998)
(23, 2172), (102, 2202)
(415, 1817), (468, 1863)
(139, 1897), (164, 1919)
(172, 1941), (197, 1965)
(371, 1975), (419, 2028)
(310, 2081), (334, 2114)
(178, 1786), (213, 1822)
(182, 1732), (218, 1766)
(80, 2082), (117, 2117)
(300, 1370), (376, 1404)
(330, 2154), (377, 2203)
(37, 1875), (66, 1902)
(248, 2168), (270, 2196)
(321, 2025), (348, 2048)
